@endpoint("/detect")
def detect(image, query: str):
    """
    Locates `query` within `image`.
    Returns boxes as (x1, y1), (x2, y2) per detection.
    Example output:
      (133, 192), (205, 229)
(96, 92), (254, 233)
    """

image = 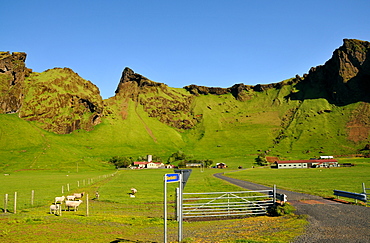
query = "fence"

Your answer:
(333, 182), (369, 205)
(2, 172), (116, 214)
(181, 188), (276, 219)
(363, 183), (370, 206)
